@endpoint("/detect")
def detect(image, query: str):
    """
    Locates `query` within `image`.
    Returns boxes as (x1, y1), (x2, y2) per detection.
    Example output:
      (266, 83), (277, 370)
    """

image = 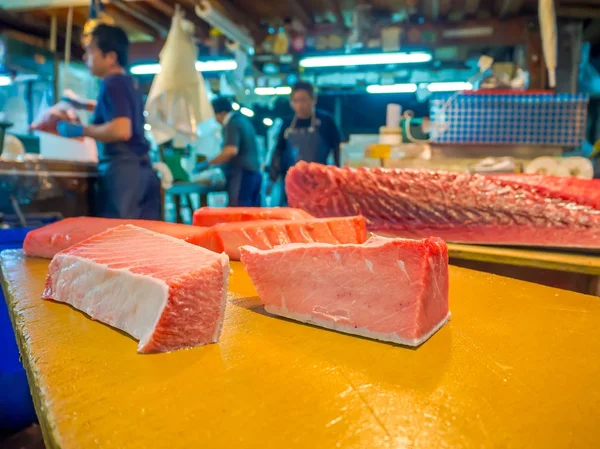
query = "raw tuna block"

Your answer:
(192, 207), (314, 227)
(195, 216), (368, 260)
(42, 225), (229, 353)
(240, 235), (449, 346)
(24, 217), (211, 259)
(286, 162), (600, 249)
